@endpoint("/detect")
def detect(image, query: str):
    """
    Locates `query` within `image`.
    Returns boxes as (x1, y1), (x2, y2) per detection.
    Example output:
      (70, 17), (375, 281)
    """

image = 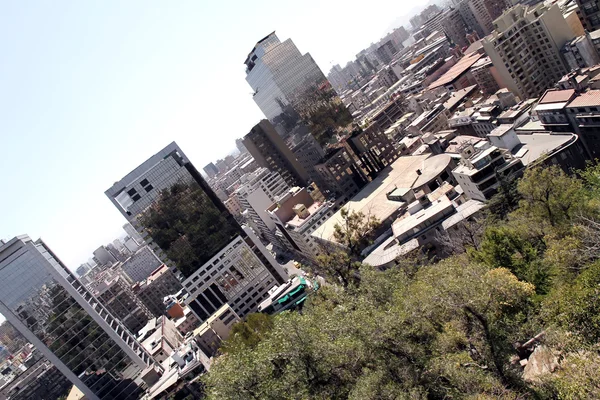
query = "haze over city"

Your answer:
(0, 0), (428, 269)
